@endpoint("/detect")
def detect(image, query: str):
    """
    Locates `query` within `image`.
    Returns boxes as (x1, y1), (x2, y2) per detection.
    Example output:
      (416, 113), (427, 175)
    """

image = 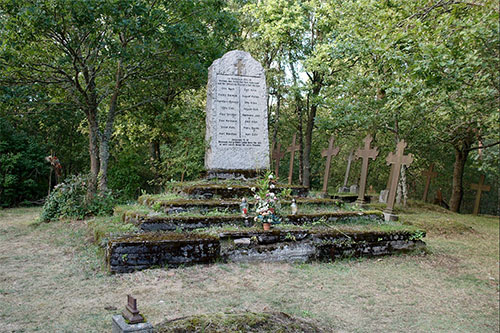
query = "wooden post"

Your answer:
(342, 150), (354, 188)
(286, 134), (301, 185)
(321, 136), (340, 194)
(422, 163), (438, 202)
(271, 142), (285, 179)
(470, 175), (490, 215)
(384, 140), (414, 220)
(354, 135), (379, 205)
